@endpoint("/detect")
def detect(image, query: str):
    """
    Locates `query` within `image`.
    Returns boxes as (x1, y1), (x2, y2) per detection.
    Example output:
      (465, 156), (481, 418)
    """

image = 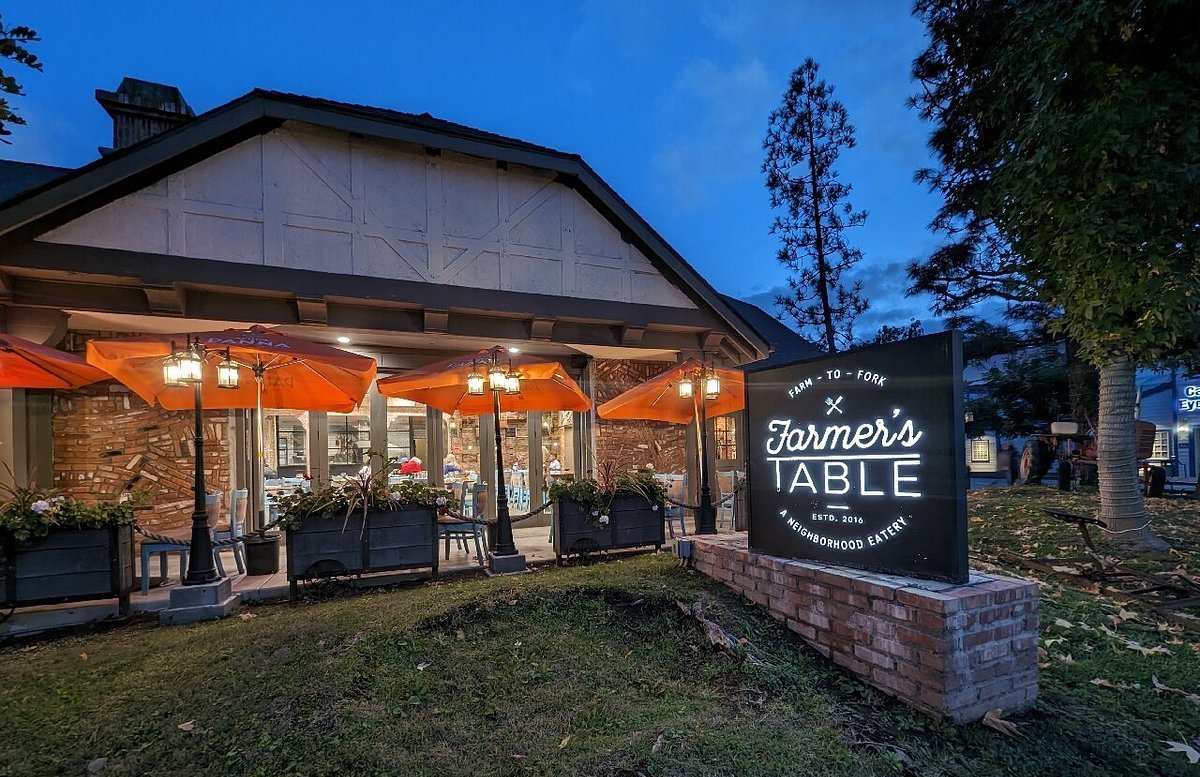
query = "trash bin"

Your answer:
(243, 532), (281, 576)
